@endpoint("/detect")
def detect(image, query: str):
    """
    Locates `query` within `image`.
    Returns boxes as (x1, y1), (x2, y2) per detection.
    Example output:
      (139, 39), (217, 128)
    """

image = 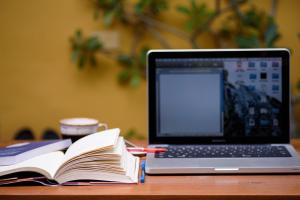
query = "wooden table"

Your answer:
(1, 140), (300, 200)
